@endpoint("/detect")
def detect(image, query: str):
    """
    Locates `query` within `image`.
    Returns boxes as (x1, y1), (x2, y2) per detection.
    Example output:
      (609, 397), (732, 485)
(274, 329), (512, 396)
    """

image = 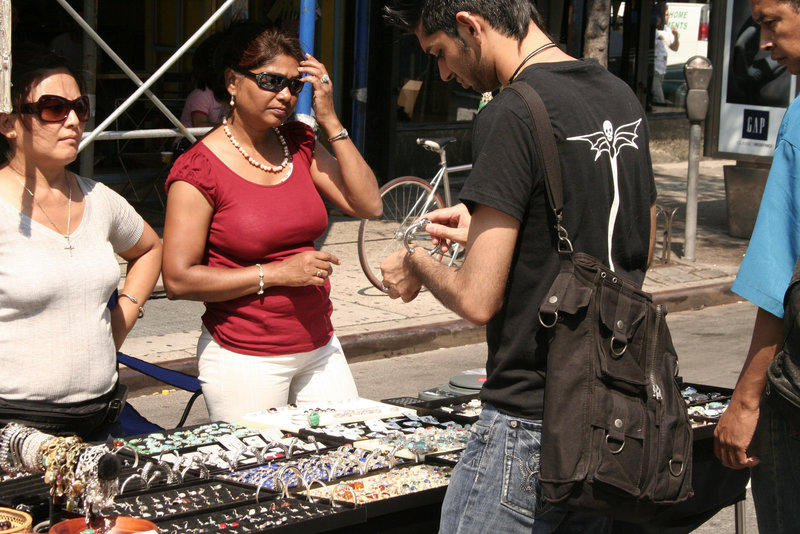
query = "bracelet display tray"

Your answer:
(217, 450), (413, 491)
(119, 421), (261, 456)
(117, 424), (335, 484)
